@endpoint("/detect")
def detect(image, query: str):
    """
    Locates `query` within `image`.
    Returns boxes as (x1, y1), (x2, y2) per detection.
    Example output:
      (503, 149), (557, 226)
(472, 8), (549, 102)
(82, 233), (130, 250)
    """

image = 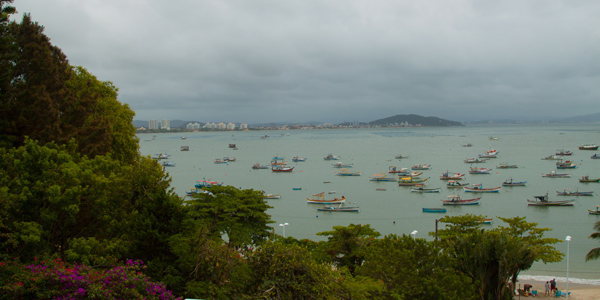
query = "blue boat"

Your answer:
(422, 207), (447, 213)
